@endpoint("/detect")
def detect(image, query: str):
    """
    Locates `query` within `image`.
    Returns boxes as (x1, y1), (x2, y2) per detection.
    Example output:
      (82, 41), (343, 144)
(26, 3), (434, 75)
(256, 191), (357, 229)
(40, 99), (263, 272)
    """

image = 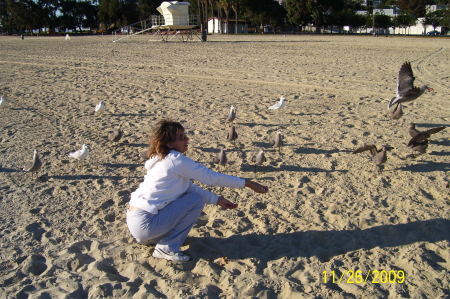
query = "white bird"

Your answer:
(69, 144), (89, 160)
(95, 101), (105, 114)
(268, 96), (286, 110)
(0, 96), (5, 107)
(65, 34), (71, 41)
(226, 105), (236, 123)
